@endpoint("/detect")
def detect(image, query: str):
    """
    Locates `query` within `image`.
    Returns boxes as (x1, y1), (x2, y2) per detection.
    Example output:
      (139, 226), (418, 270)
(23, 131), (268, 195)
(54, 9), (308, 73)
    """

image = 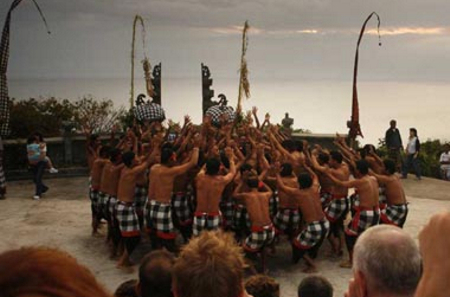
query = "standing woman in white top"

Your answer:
(402, 128), (421, 180)
(439, 144), (450, 180)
